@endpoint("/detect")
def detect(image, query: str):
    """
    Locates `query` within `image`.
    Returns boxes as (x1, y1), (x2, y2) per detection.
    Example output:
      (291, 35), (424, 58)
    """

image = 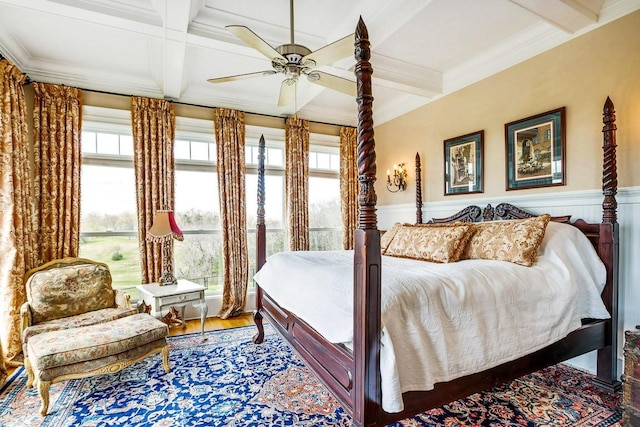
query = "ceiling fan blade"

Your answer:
(301, 33), (354, 68)
(307, 71), (356, 97)
(207, 70), (276, 84)
(278, 78), (297, 107)
(226, 25), (286, 64)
